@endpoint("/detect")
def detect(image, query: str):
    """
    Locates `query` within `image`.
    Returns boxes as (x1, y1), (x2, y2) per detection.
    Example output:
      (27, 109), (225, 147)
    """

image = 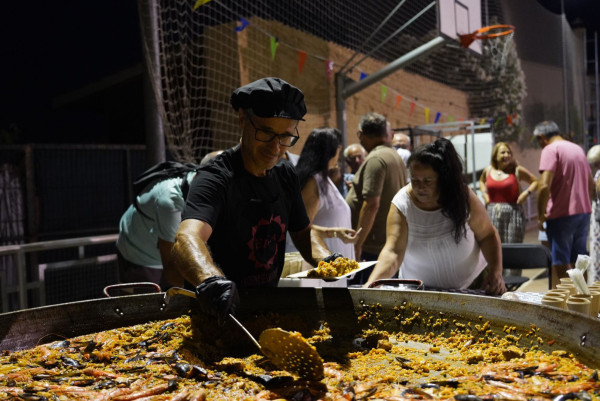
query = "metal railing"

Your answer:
(0, 234), (118, 312)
